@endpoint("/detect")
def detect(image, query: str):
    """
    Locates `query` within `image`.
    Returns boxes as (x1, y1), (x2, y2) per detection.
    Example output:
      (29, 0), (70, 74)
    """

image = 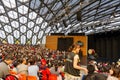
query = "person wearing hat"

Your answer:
(64, 41), (88, 80)
(0, 54), (14, 78)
